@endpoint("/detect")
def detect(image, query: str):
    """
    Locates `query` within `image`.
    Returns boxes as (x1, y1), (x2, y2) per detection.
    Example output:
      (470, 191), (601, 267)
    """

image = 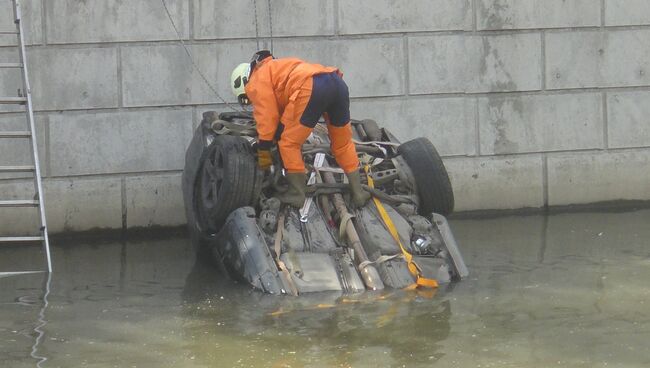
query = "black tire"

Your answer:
(359, 119), (383, 141)
(397, 137), (454, 216)
(194, 135), (261, 234)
